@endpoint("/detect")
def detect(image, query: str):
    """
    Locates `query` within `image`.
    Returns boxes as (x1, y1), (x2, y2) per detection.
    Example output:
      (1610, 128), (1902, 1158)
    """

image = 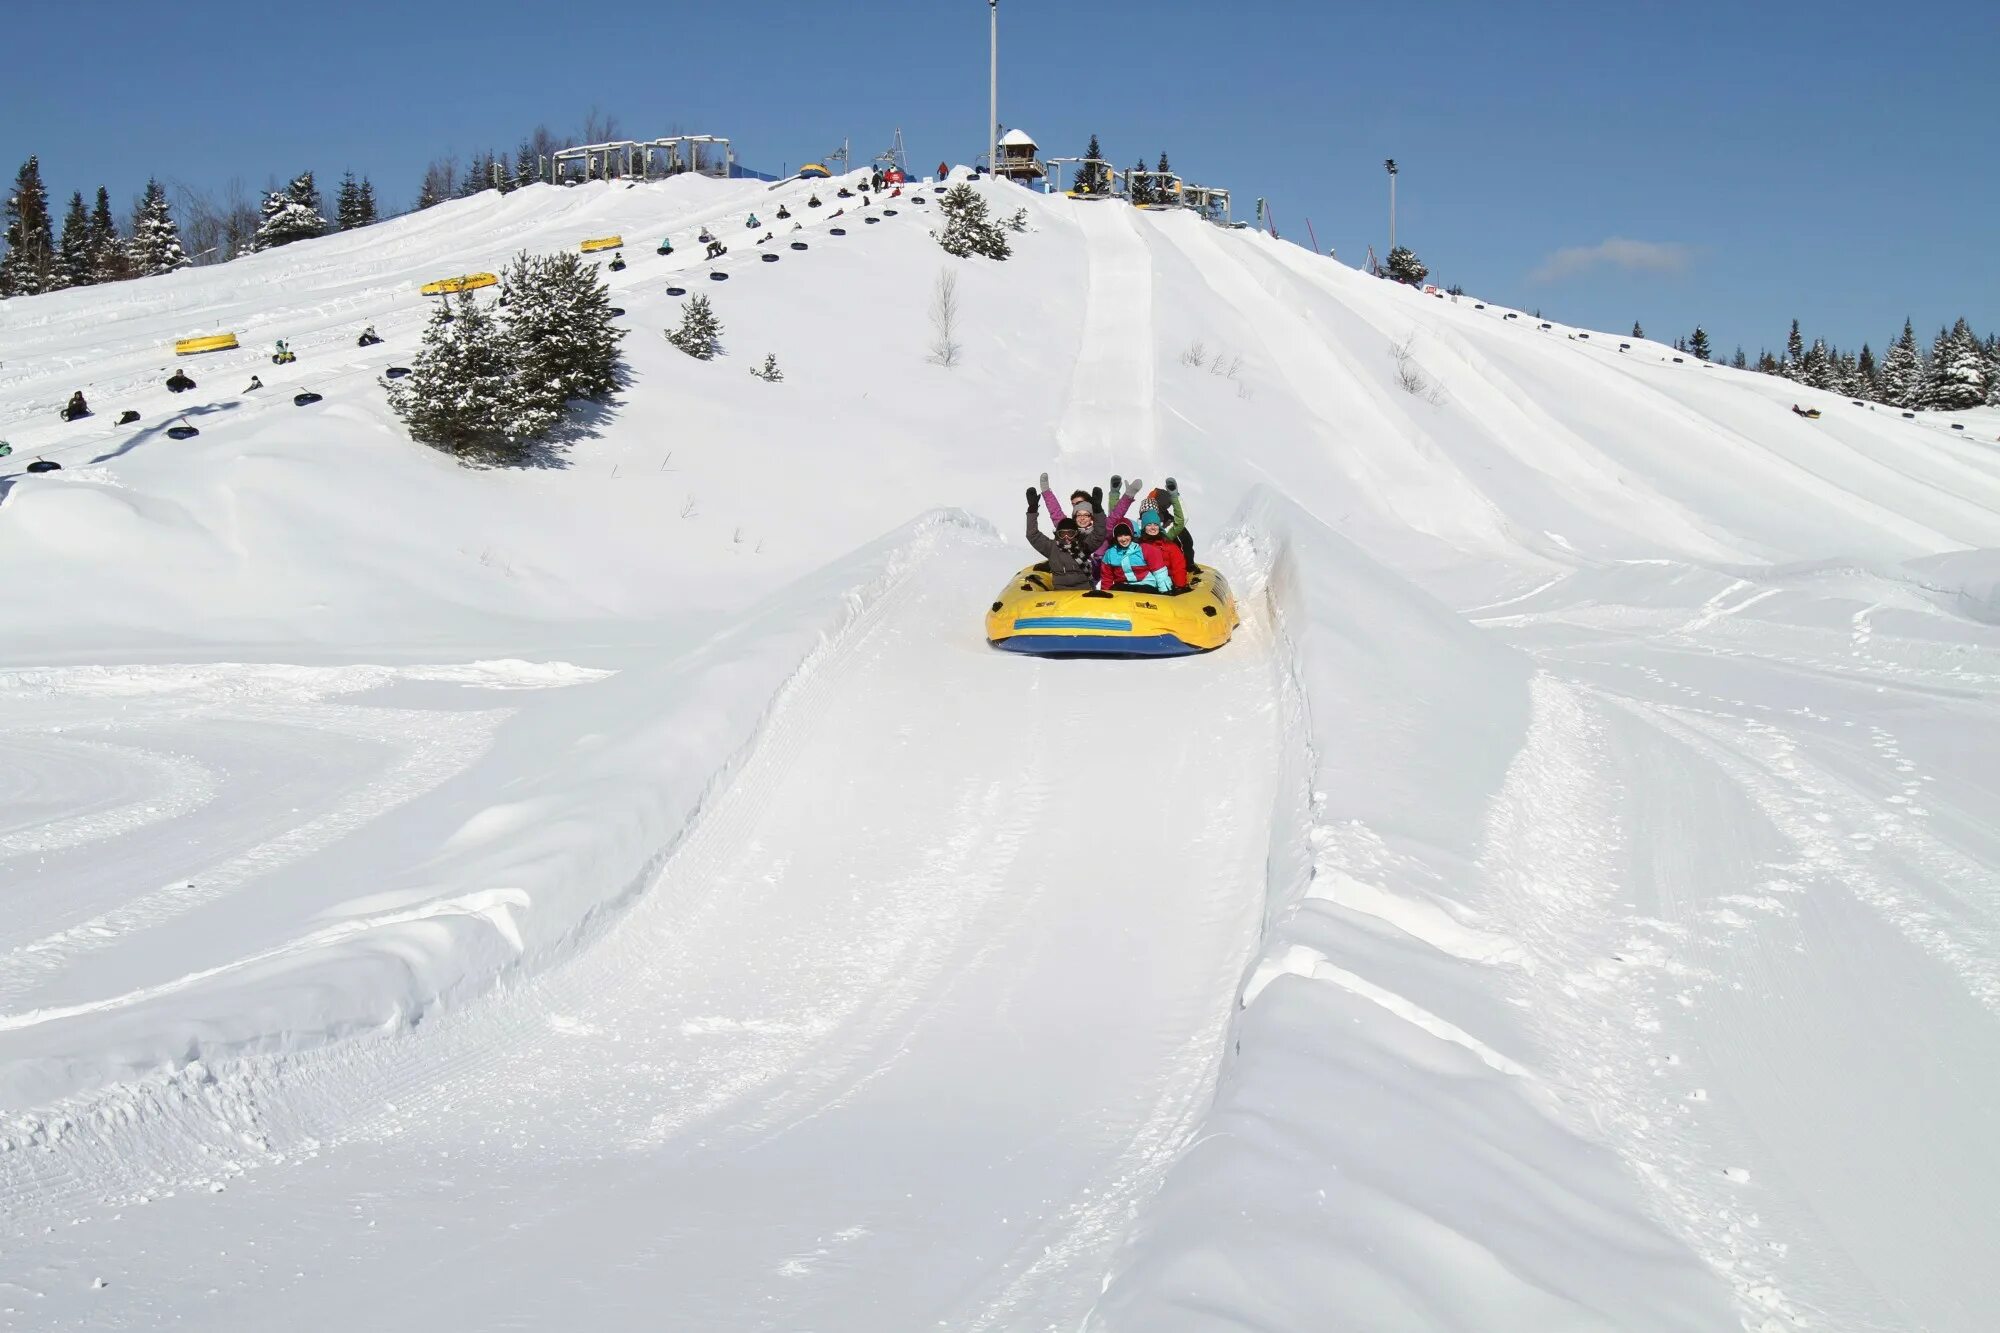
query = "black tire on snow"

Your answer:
(761, 253), (778, 263)
(830, 228), (846, 235)
(293, 392), (323, 406)
(666, 286), (687, 296)
(384, 367), (411, 379)
(27, 460), (62, 473)
(167, 426), (201, 440)
(710, 272), (729, 281)
(790, 242), (808, 250)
